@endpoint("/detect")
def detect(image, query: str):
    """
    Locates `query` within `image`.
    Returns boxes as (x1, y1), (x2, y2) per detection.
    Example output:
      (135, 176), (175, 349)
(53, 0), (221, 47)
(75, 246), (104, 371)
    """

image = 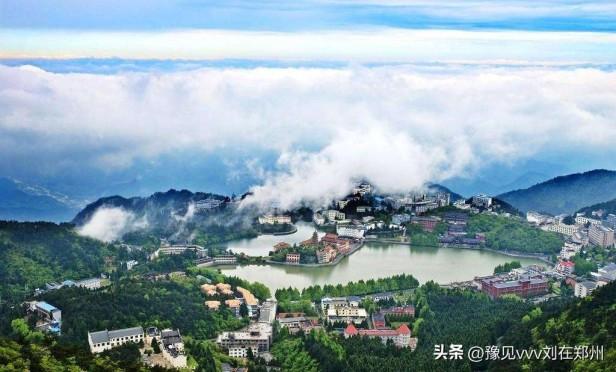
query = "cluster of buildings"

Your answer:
(529, 212), (615, 248)
(438, 212), (485, 246)
(37, 276), (105, 295)
(343, 323), (417, 349)
(202, 283), (259, 317)
(216, 300), (277, 359)
(194, 197), (225, 212)
(88, 326), (187, 368)
(387, 192), (450, 214)
(277, 231), (358, 265)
